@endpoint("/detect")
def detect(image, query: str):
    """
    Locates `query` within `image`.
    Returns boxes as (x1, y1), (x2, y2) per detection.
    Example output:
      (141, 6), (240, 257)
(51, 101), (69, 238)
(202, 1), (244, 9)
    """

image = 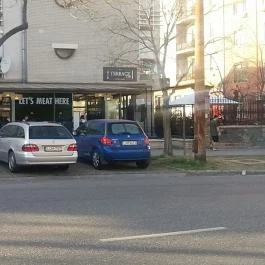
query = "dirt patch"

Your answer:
(207, 156), (265, 171)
